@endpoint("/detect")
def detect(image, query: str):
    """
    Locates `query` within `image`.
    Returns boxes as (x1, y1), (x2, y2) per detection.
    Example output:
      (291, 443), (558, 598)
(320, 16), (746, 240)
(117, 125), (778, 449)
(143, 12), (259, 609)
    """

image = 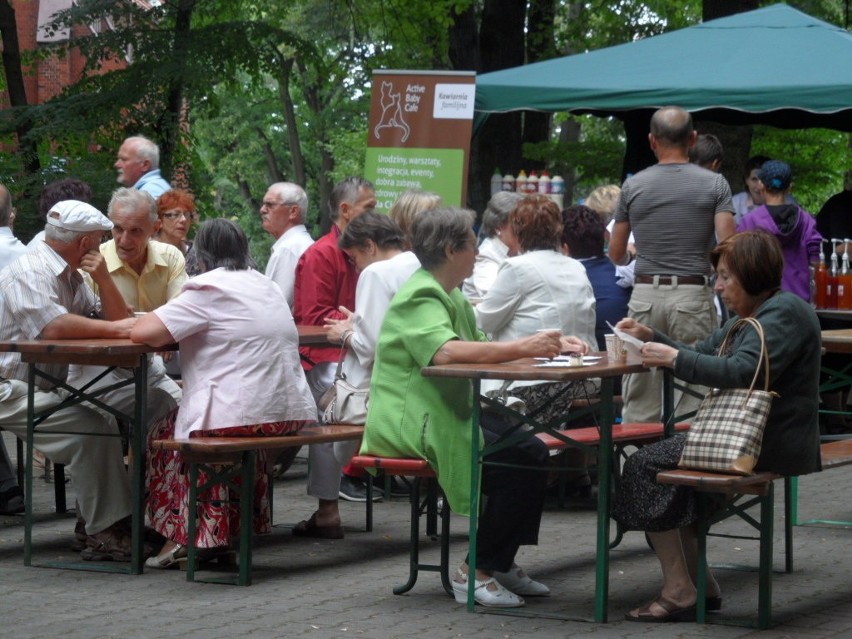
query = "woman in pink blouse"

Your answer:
(132, 218), (316, 568)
